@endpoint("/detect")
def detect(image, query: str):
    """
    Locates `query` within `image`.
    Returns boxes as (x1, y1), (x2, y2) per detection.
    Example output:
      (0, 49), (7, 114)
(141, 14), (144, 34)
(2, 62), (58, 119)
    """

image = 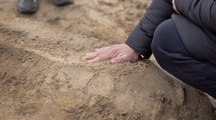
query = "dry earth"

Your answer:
(0, 0), (215, 120)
